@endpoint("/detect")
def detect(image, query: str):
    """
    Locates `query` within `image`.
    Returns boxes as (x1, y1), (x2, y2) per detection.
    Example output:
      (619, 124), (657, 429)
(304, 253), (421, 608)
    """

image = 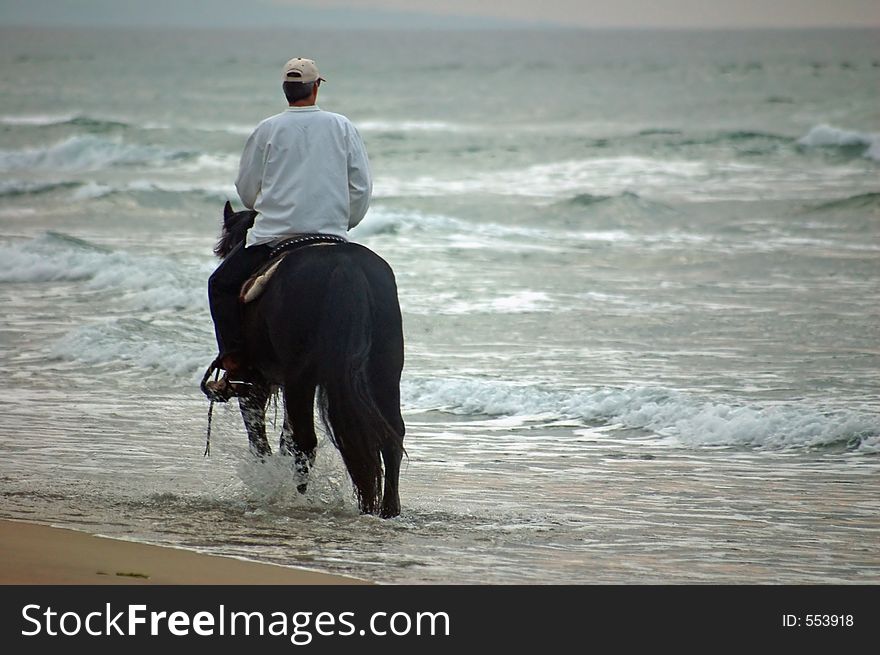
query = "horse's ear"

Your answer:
(223, 200), (234, 222)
